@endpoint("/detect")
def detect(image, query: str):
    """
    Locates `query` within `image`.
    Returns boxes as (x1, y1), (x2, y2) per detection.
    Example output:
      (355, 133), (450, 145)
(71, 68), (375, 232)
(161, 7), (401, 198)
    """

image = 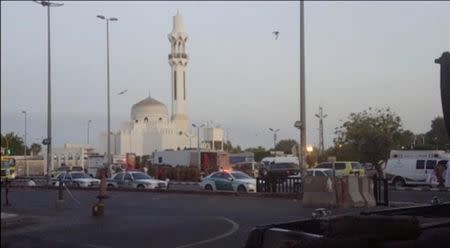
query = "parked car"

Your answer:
(107, 171), (168, 190)
(52, 171), (100, 188)
(200, 170), (256, 193)
(306, 168), (333, 177)
(259, 162), (300, 178)
(383, 157), (448, 187)
(315, 161), (365, 177)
